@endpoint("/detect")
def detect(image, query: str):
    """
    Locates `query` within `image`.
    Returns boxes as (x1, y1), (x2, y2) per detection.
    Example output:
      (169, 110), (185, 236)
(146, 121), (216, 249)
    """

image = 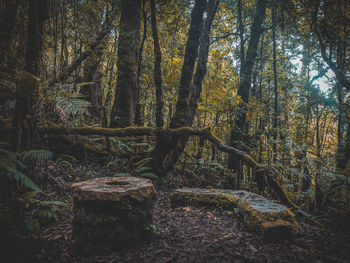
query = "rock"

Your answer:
(72, 177), (156, 255)
(170, 188), (300, 241)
